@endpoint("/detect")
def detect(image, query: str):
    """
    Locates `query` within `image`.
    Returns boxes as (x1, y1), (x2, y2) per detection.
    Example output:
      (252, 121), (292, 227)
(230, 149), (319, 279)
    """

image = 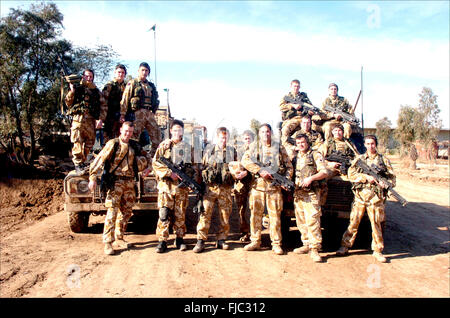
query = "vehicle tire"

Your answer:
(68, 211), (90, 233)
